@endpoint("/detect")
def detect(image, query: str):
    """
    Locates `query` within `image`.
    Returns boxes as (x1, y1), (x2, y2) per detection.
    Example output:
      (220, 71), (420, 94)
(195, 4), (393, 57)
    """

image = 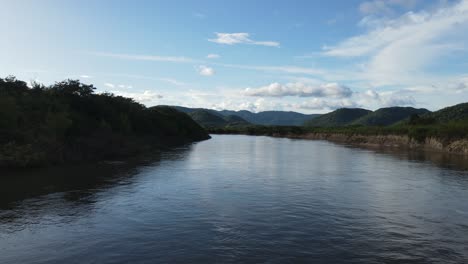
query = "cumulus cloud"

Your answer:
(212, 98), (283, 112)
(207, 54), (220, 59)
(209, 33), (280, 47)
(359, 89), (415, 107)
(110, 90), (163, 103)
(197, 65), (215, 76)
(242, 82), (353, 98)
